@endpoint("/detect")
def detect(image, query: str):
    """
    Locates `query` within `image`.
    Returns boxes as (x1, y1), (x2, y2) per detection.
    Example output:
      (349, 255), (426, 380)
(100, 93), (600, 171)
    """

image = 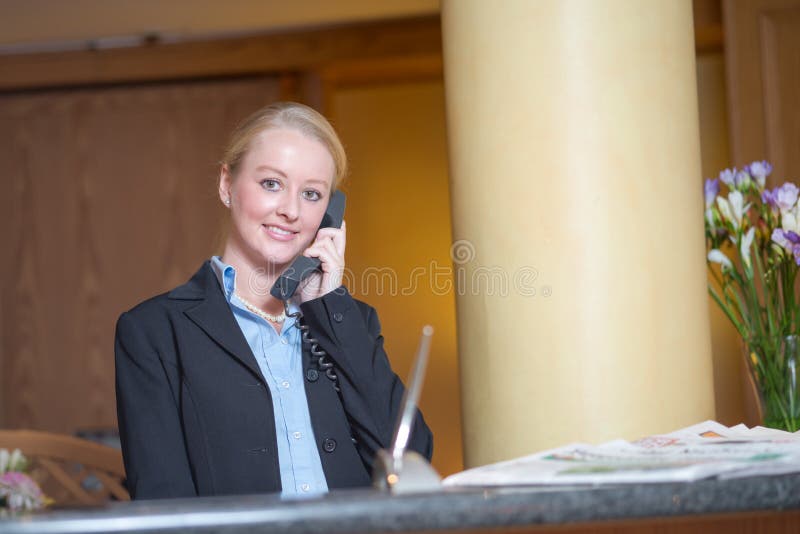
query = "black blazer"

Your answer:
(115, 261), (433, 499)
